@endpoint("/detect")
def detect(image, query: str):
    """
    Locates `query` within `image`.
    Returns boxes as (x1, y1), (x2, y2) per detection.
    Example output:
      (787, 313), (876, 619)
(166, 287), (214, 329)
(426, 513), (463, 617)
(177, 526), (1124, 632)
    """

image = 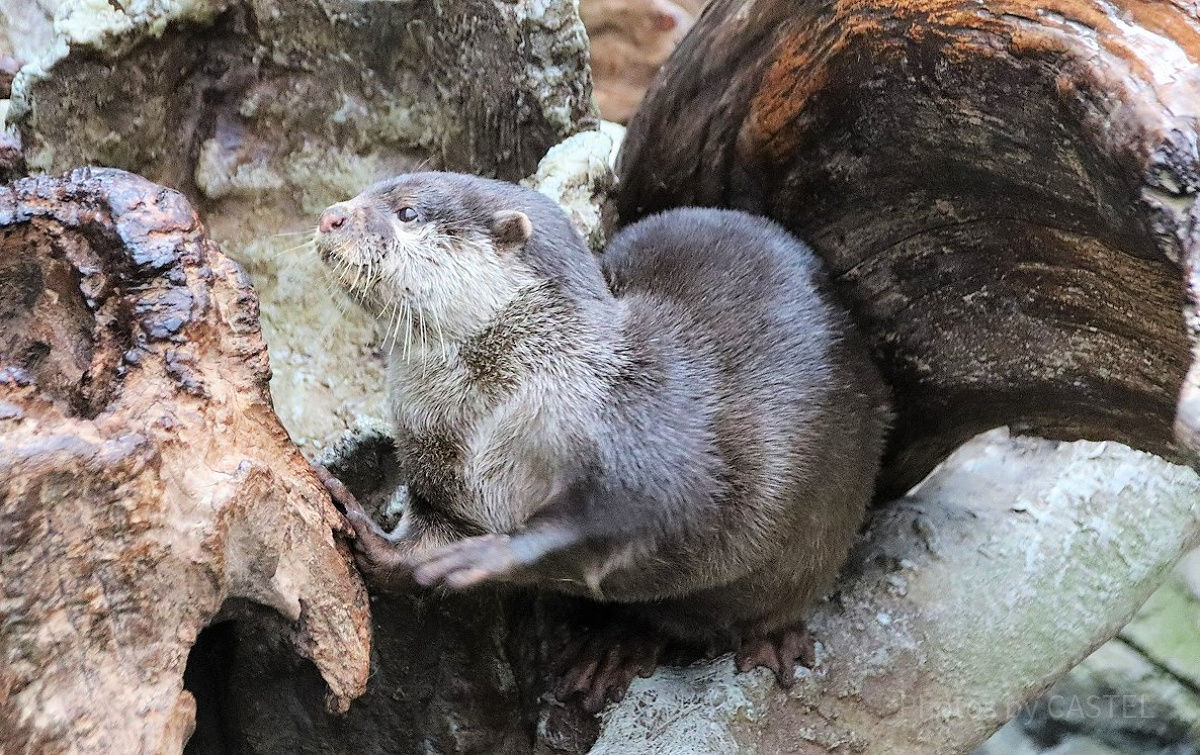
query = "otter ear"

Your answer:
(491, 210), (533, 249)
